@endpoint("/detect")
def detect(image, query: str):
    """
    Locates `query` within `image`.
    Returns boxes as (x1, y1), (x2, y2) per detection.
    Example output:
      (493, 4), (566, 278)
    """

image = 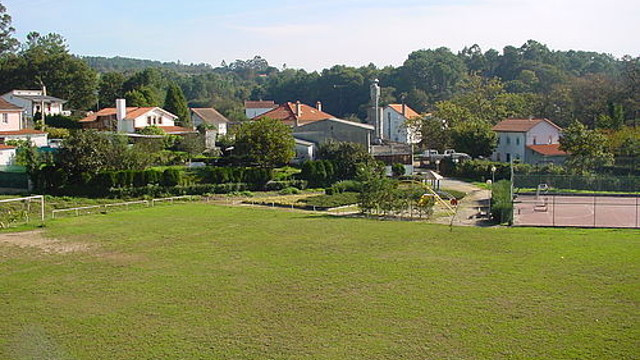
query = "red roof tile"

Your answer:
(244, 100), (276, 109)
(527, 144), (568, 156)
(0, 144), (16, 150)
(78, 107), (173, 122)
(253, 101), (335, 126)
(0, 129), (46, 136)
(388, 104), (420, 118)
(493, 118), (562, 132)
(0, 98), (22, 111)
(156, 126), (196, 134)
